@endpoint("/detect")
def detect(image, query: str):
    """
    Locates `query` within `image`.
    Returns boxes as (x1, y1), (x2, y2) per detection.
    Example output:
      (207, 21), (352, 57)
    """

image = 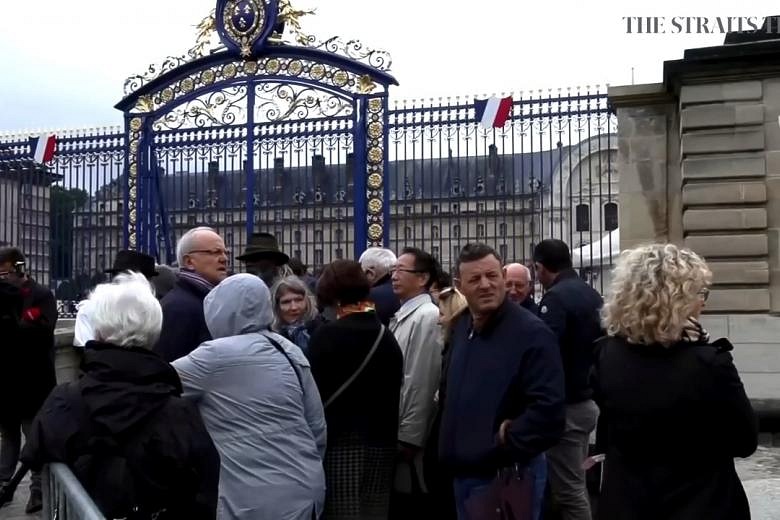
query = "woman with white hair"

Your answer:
(21, 272), (220, 519)
(591, 244), (757, 520)
(173, 273), (327, 519)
